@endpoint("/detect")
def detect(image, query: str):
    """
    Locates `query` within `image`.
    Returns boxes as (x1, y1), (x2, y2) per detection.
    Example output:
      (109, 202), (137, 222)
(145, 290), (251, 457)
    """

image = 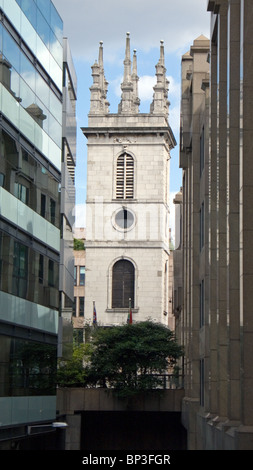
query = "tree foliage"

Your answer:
(57, 342), (92, 387)
(85, 321), (183, 398)
(73, 238), (85, 251)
